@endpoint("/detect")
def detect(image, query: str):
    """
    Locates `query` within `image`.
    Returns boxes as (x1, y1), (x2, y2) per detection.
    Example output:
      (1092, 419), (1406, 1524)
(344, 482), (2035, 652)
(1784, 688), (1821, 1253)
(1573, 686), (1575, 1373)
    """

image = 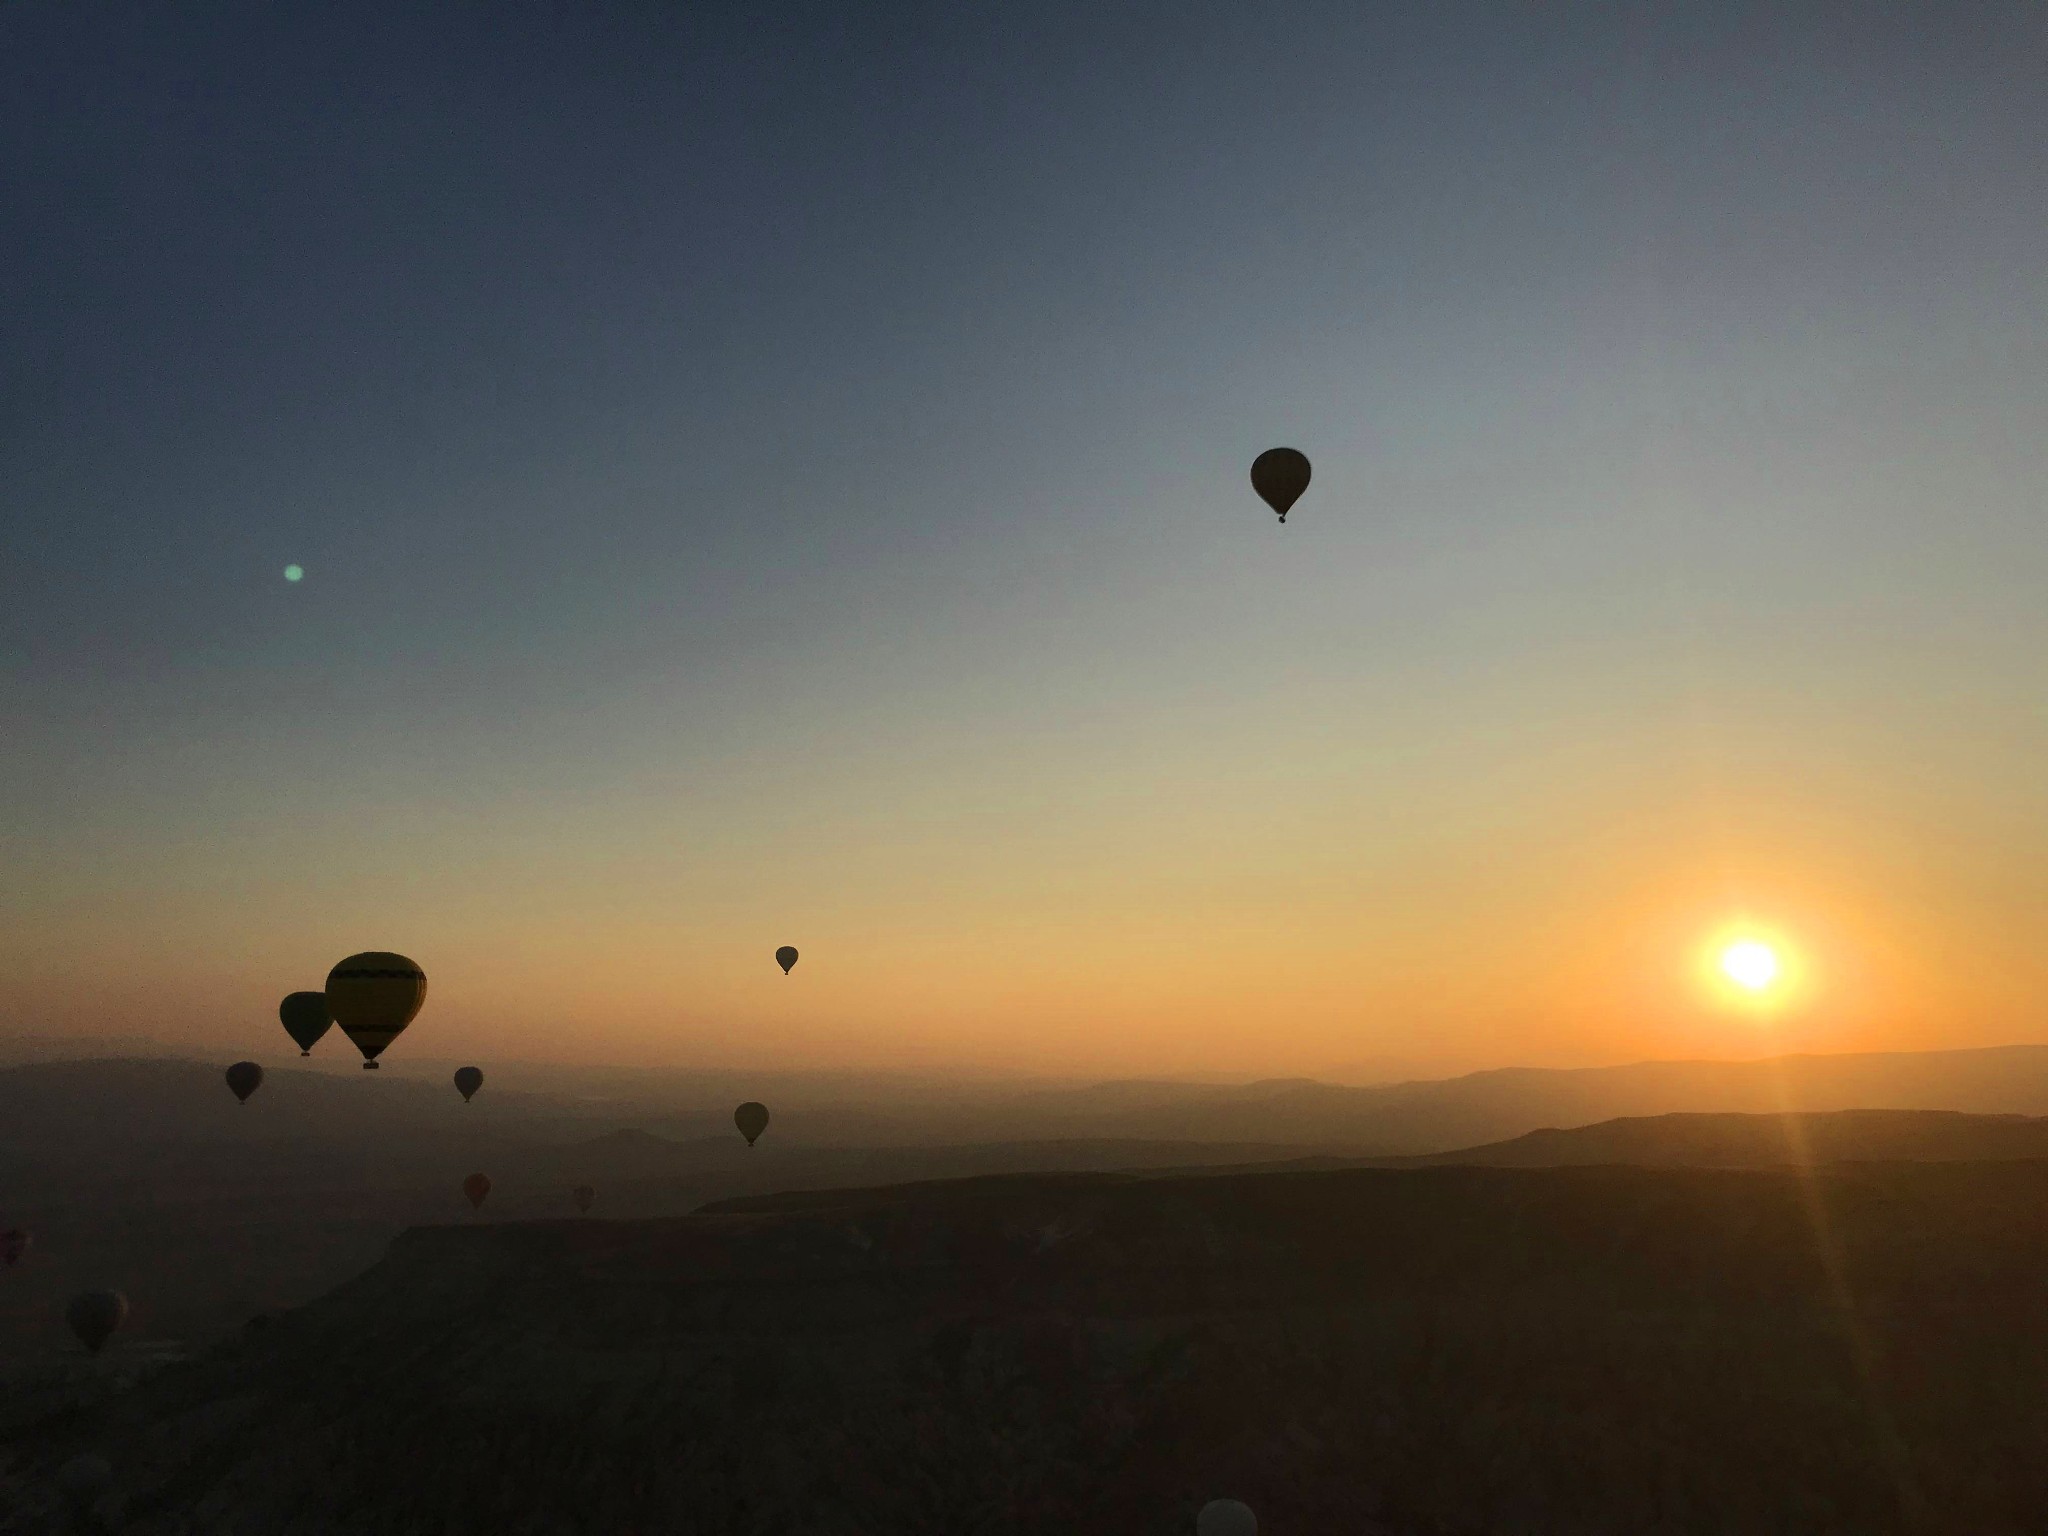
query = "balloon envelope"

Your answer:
(573, 1185), (596, 1214)
(67, 1290), (128, 1354)
(1197, 1500), (1258, 1536)
(775, 945), (798, 974)
(454, 1066), (484, 1102)
(279, 991), (331, 1055)
(734, 1101), (770, 1146)
(225, 1061), (264, 1104)
(1250, 447), (1311, 522)
(1, 1228), (29, 1267)
(326, 952), (427, 1069)
(462, 1173), (491, 1210)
